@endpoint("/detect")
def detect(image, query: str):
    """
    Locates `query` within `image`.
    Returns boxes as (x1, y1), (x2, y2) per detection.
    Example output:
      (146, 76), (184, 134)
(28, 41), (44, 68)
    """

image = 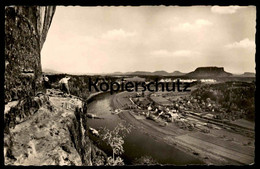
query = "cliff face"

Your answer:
(4, 89), (106, 165)
(186, 67), (232, 77)
(4, 6), (55, 103)
(4, 7), (107, 166)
